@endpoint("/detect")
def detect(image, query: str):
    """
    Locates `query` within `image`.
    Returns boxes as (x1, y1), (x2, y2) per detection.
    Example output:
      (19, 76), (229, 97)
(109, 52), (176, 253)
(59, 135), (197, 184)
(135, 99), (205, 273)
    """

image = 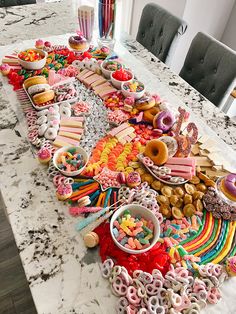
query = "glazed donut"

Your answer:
(48, 120), (60, 130)
(38, 123), (47, 136)
(37, 109), (49, 117)
(221, 174), (236, 202)
(61, 102), (71, 109)
(37, 115), (47, 125)
(24, 76), (47, 89)
(144, 139), (168, 166)
(153, 110), (175, 132)
(159, 136), (178, 157)
(143, 107), (159, 123)
(44, 127), (58, 140)
(135, 96), (155, 111)
(52, 104), (60, 112)
(33, 90), (55, 106)
(28, 84), (51, 96)
(47, 113), (60, 121)
(60, 106), (71, 118)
